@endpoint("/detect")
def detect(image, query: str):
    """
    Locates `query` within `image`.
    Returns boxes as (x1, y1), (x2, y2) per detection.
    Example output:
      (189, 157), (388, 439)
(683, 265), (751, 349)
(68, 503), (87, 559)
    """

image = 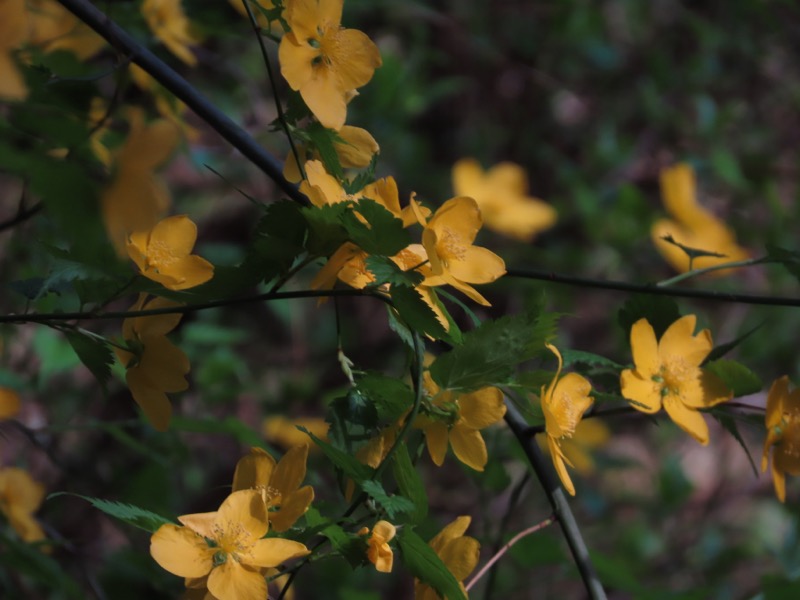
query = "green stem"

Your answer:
(656, 257), (769, 287)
